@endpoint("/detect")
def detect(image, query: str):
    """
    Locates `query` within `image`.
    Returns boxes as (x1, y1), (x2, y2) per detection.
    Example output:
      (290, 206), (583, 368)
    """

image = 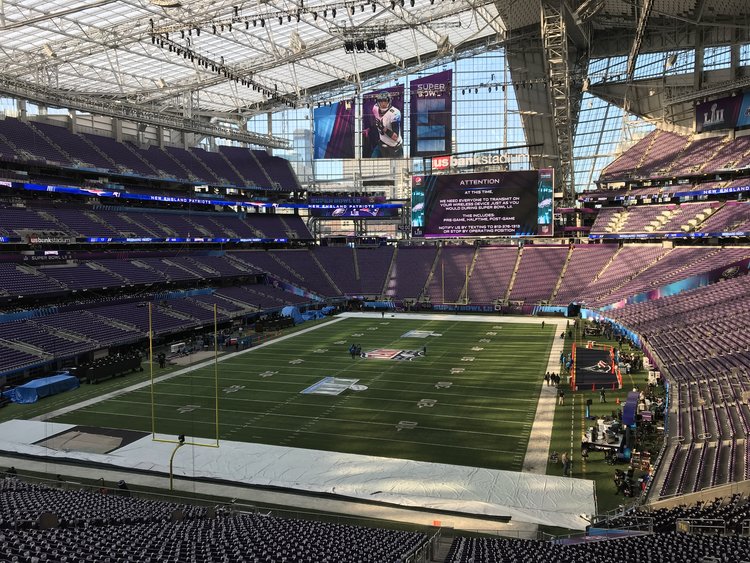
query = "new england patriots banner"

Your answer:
(362, 86), (405, 159)
(313, 98), (355, 159)
(410, 70), (452, 157)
